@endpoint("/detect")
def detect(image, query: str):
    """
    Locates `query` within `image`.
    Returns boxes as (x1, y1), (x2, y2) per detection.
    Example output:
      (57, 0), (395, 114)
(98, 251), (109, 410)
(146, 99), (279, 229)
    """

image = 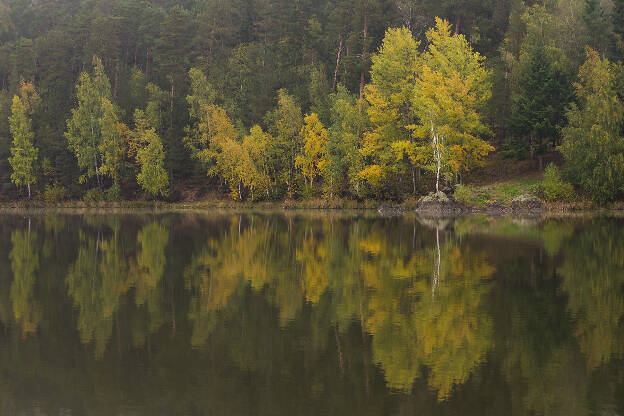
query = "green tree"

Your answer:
(64, 56), (112, 187)
(8, 94), (37, 199)
(412, 18), (493, 192)
(508, 44), (572, 159)
(359, 27), (419, 195)
(561, 48), (624, 203)
(326, 85), (369, 198)
(614, 0), (624, 50)
(136, 127), (169, 198)
(583, 0), (609, 52)
(98, 98), (129, 192)
(145, 82), (168, 134)
(264, 89), (303, 198)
